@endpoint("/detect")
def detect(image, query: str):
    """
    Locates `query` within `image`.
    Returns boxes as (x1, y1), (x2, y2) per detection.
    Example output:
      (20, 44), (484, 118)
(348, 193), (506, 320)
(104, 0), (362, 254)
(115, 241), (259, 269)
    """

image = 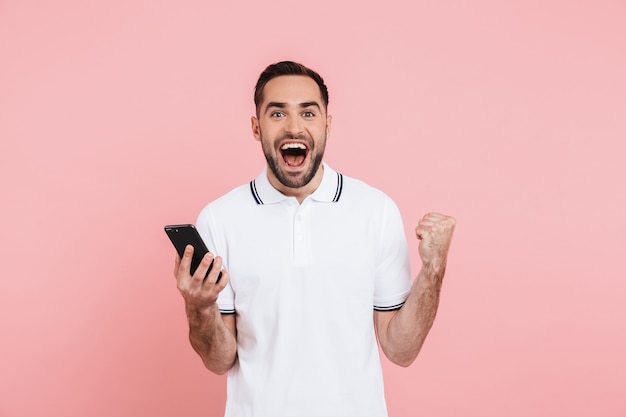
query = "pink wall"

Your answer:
(1, 0), (625, 416)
